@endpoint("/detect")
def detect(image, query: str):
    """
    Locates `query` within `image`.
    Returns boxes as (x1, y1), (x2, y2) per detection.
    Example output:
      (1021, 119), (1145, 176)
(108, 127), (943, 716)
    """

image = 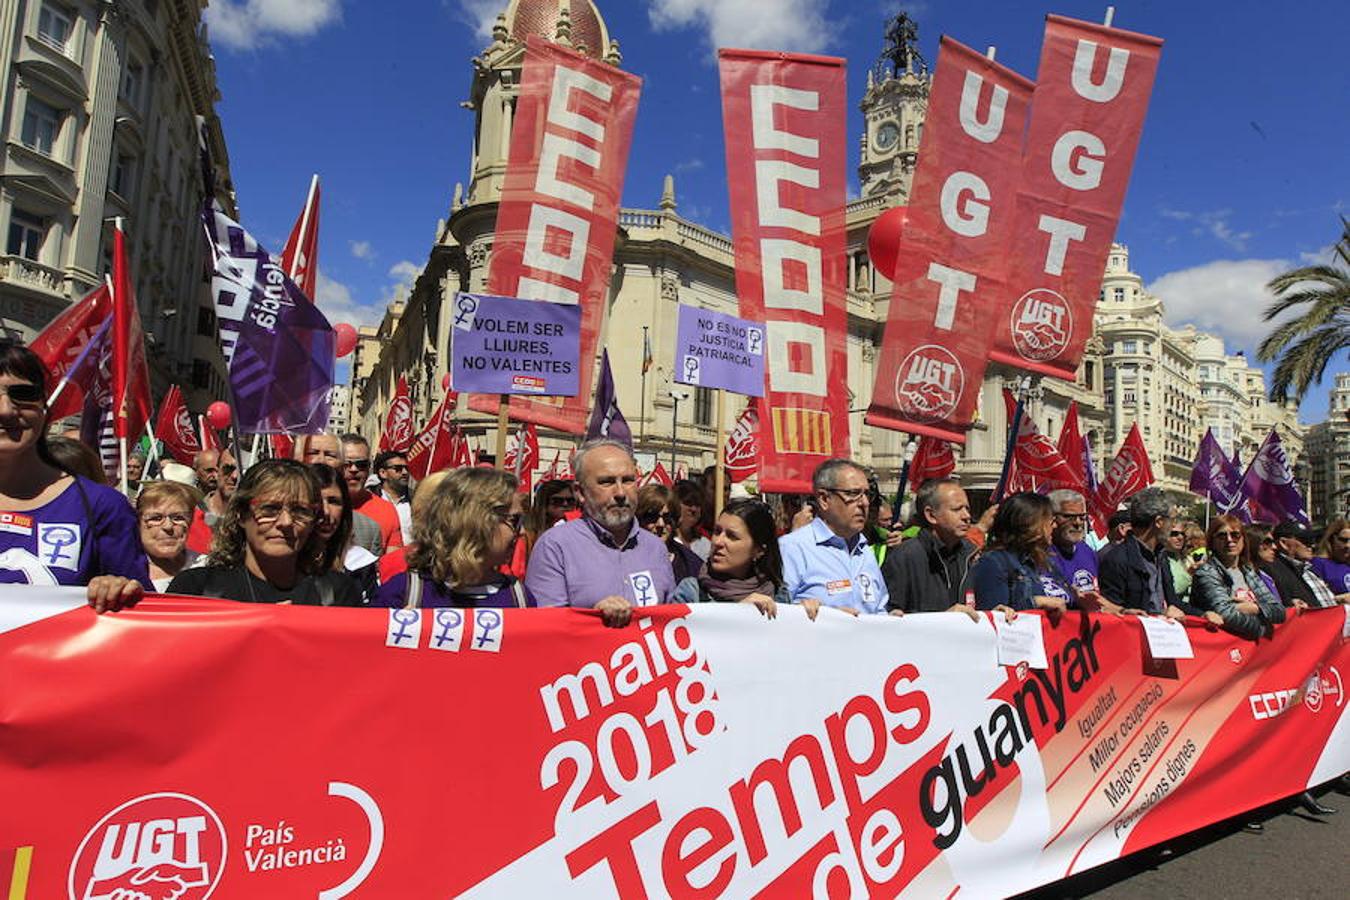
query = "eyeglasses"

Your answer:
(221, 464), (237, 475)
(1259, 538), (1276, 547)
(639, 511), (677, 526)
(343, 459), (371, 470)
(250, 501), (319, 526)
(141, 512), (190, 528)
(1169, 530), (1185, 538)
(493, 508), (524, 532)
(1214, 531), (1243, 542)
(548, 496), (577, 508)
(0, 382), (43, 407)
(823, 488), (868, 504)
(1056, 513), (1089, 522)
